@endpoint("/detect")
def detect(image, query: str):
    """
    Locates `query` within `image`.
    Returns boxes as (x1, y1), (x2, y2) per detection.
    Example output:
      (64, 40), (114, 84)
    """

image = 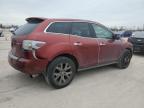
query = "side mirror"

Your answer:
(113, 34), (120, 40)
